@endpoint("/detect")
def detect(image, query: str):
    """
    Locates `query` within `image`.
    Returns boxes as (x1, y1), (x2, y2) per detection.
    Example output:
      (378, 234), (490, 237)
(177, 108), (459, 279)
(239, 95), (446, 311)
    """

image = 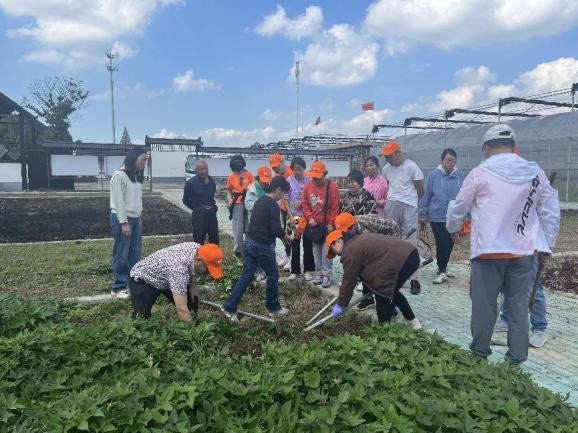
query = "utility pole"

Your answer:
(106, 50), (118, 144)
(295, 61), (300, 140)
